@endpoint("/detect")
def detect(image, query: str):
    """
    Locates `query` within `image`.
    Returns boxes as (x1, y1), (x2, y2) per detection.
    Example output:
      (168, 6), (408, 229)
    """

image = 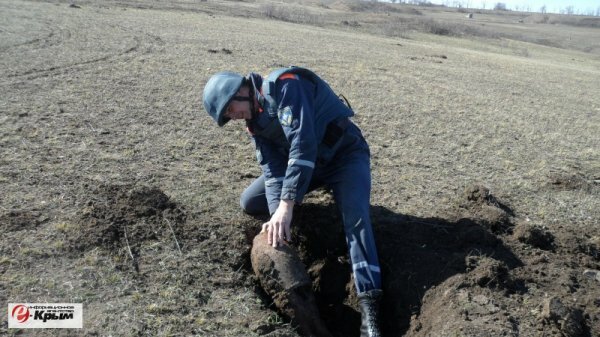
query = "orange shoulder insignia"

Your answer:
(278, 73), (298, 81)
